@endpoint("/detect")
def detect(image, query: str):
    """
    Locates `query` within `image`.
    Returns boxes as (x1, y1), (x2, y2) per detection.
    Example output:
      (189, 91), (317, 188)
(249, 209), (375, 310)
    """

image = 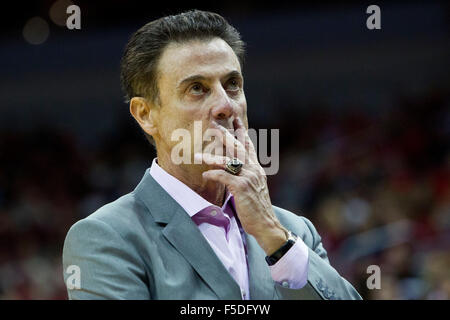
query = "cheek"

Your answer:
(237, 96), (247, 117)
(159, 109), (198, 144)
(238, 99), (249, 129)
